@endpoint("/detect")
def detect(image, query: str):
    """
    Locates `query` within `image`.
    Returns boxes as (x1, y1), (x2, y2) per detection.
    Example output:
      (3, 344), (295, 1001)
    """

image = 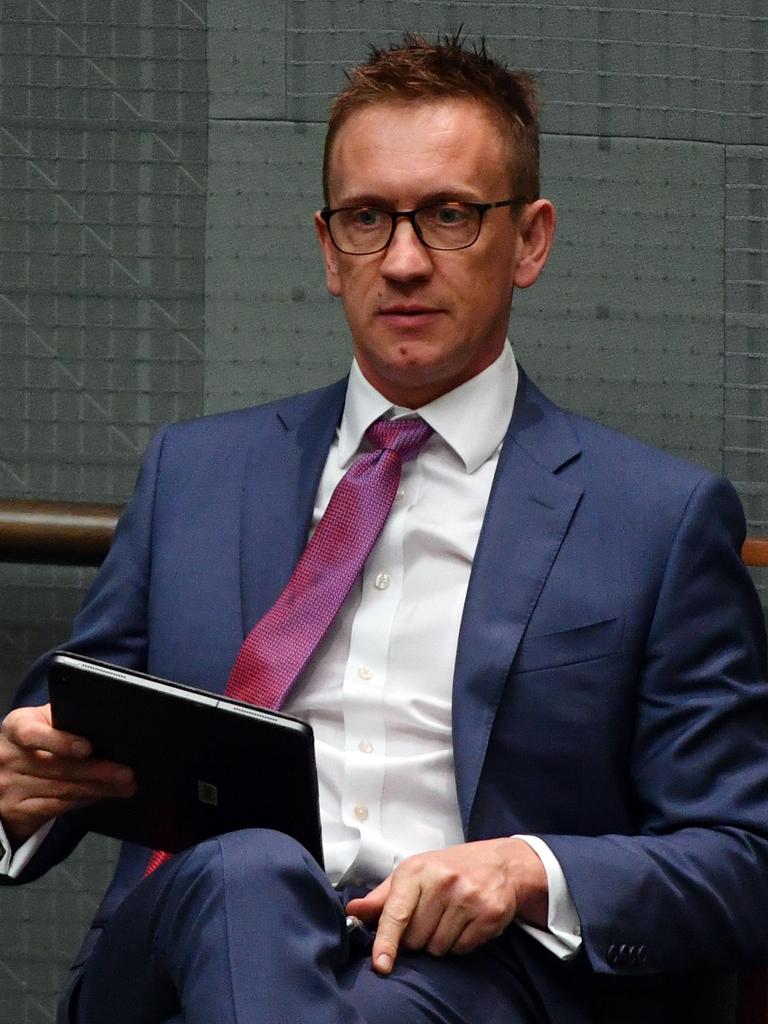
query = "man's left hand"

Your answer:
(345, 837), (548, 975)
